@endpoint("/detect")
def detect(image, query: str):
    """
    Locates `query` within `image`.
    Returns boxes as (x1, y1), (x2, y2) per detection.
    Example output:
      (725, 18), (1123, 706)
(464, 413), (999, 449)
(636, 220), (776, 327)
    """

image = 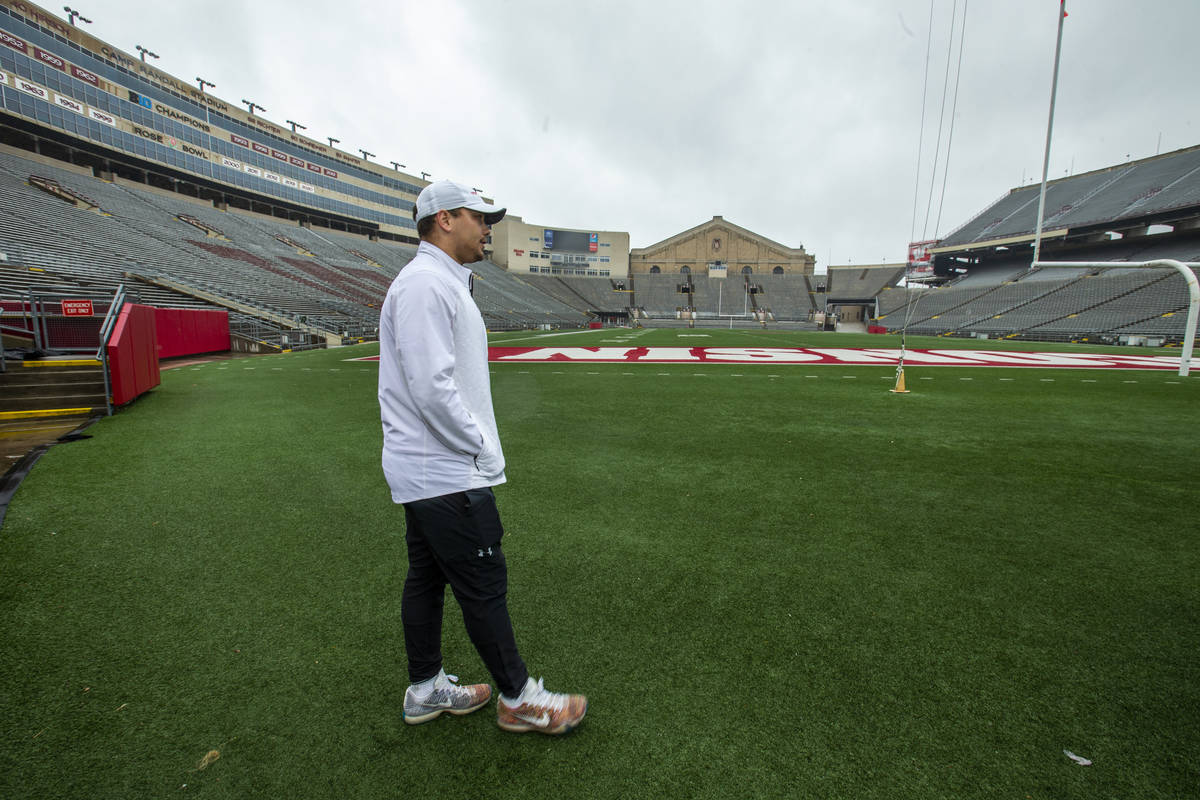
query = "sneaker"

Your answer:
(403, 671), (492, 725)
(497, 677), (587, 735)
